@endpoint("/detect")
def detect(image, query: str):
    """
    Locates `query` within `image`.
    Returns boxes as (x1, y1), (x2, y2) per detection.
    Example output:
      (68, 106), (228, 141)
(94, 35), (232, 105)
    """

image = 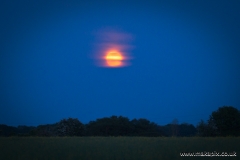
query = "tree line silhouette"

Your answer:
(1, 106), (239, 137)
